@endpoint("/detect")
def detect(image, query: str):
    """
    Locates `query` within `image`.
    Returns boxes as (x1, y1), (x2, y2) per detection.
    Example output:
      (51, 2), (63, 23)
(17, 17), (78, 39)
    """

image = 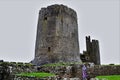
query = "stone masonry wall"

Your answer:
(37, 64), (120, 79)
(0, 62), (120, 80)
(32, 4), (81, 65)
(87, 65), (120, 78)
(0, 62), (37, 80)
(80, 36), (101, 65)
